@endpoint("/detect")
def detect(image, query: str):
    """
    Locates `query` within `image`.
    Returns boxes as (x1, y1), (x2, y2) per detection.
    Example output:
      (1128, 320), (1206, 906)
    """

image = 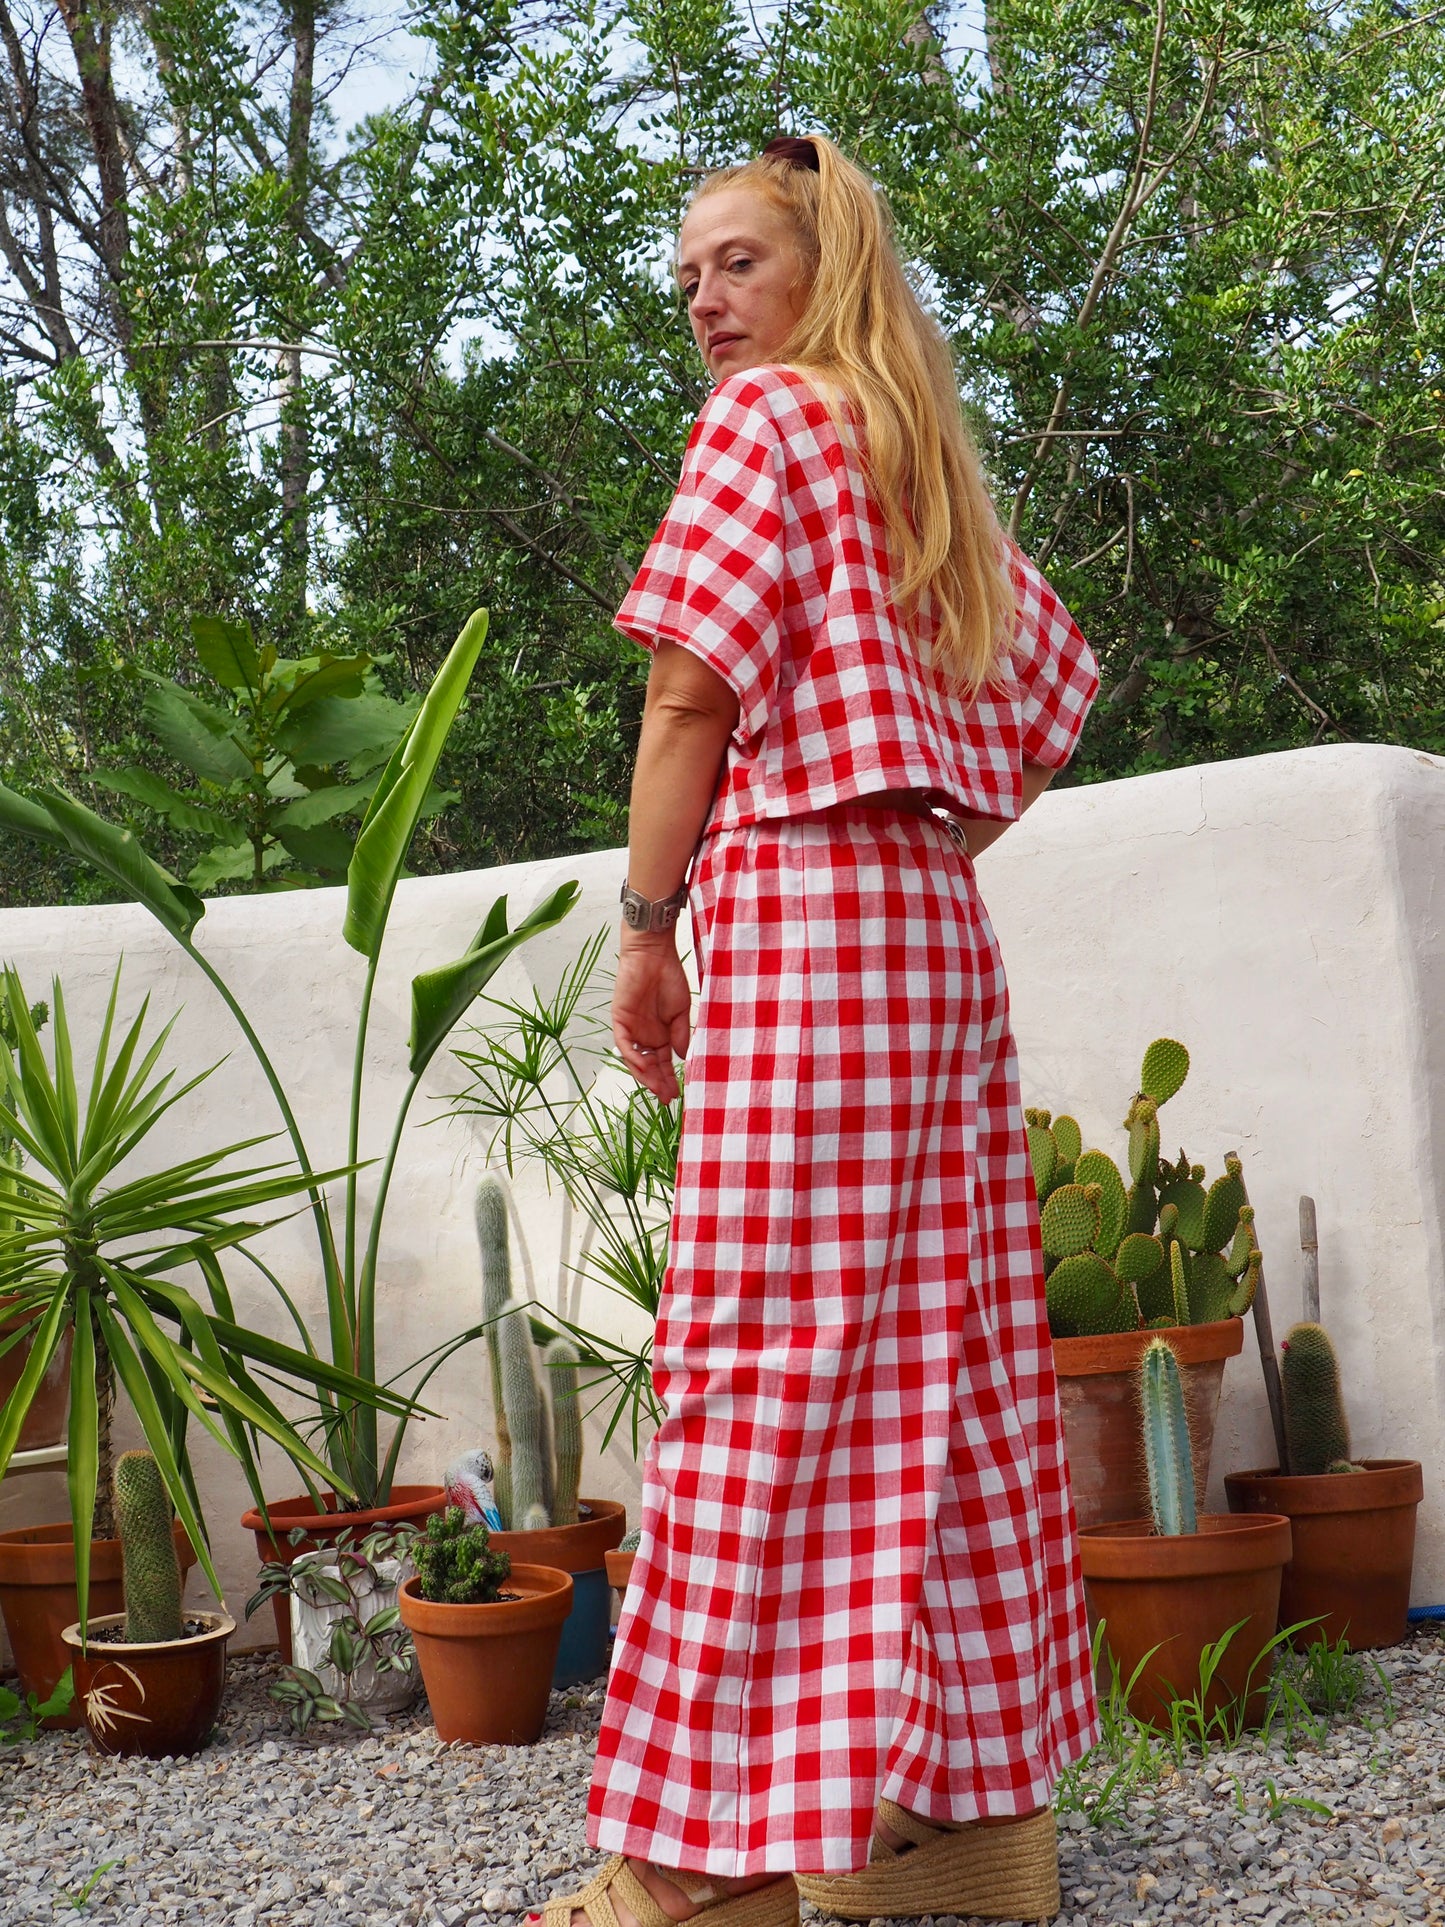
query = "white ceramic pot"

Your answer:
(289, 1551), (418, 1717)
